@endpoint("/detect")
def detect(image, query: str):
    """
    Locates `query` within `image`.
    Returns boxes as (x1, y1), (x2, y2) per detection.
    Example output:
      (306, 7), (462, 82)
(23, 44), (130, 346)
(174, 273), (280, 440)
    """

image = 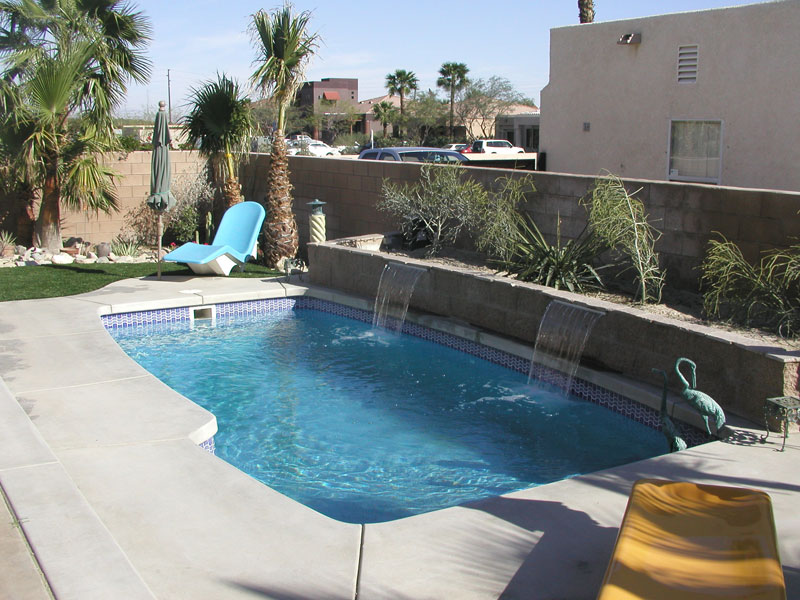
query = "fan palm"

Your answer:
(183, 74), (253, 211)
(0, 0), (151, 250)
(249, 3), (319, 268)
(436, 62), (469, 140)
(385, 69), (418, 136)
(372, 101), (395, 137)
